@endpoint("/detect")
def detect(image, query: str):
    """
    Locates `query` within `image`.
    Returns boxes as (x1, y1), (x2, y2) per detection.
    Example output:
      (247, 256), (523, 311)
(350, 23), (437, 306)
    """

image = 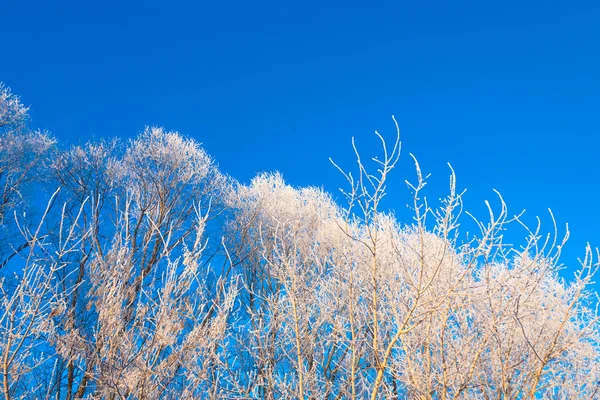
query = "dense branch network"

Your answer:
(0, 83), (598, 399)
